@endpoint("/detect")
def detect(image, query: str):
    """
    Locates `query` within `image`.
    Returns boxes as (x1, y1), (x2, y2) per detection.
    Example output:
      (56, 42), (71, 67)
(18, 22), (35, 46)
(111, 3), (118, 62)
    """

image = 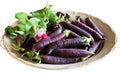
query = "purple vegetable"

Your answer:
(65, 13), (70, 20)
(49, 24), (62, 38)
(69, 31), (82, 38)
(88, 40), (104, 53)
(76, 16), (86, 24)
(72, 21), (103, 40)
(56, 12), (64, 17)
(46, 37), (91, 55)
(51, 48), (94, 58)
(56, 12), (70, 19)
(41, 55), (80, 64)
(82, 40), (104, 60)
(47, 23), (54, 31)
(85, 17), (104, 36)
(50, 33), (65, 43)
(16, 35), (23, 44)
(33, 33), (65, 51)
(61, 21), (90, 37)
(22, 35), (36, 50)
(47, 23), (60, 32)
